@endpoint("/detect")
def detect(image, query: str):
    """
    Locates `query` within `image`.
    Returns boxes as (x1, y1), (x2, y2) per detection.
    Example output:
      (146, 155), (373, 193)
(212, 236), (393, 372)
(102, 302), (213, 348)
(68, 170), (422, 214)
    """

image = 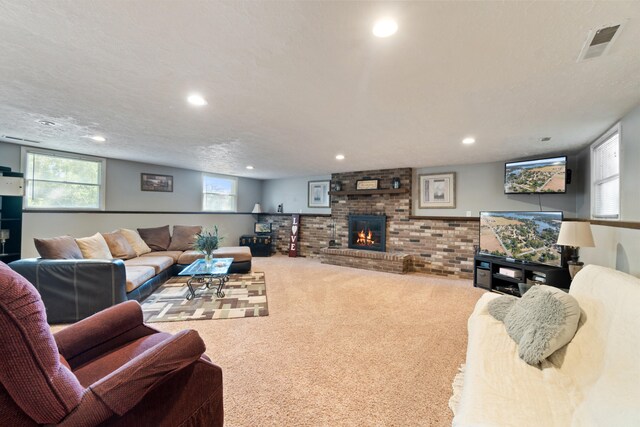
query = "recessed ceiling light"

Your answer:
(335, 154), (345, 160)
(462, 137), (476, 145)
(90, 135), (106, 142)
(37, 120), (58, 127)
(187, 94), (207, 106)
(246, 165), (254, 170)
(372, 18), (398, 38)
